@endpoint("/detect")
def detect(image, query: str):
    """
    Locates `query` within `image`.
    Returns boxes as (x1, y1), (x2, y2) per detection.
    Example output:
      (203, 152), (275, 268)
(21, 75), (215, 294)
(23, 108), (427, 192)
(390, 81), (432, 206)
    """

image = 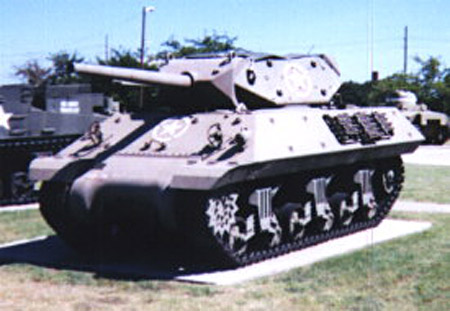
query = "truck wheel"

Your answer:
(436, 127), (448, 145)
